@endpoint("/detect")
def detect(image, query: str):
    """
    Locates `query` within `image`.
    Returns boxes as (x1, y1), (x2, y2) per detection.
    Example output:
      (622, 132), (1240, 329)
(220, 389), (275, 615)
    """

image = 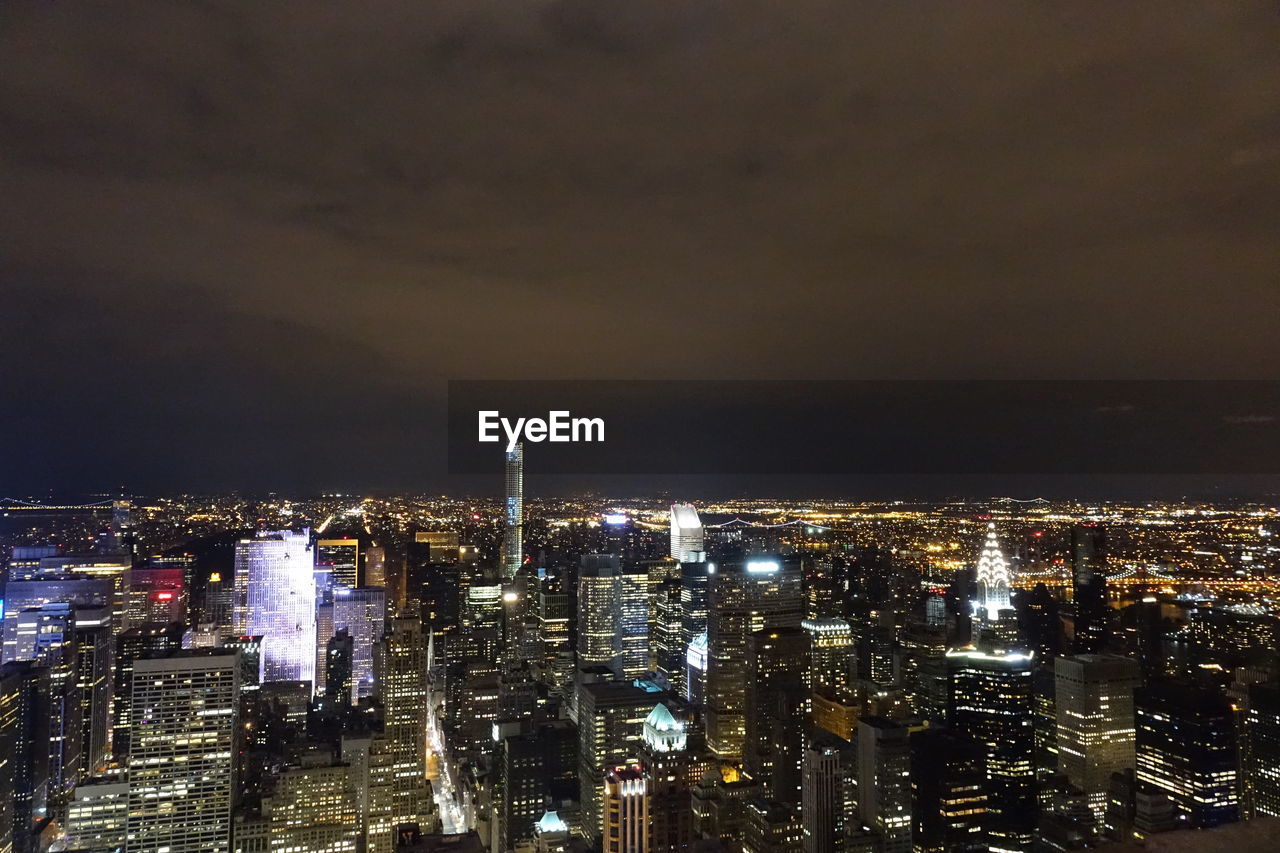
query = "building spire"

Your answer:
(975, 521), (1013, 621)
